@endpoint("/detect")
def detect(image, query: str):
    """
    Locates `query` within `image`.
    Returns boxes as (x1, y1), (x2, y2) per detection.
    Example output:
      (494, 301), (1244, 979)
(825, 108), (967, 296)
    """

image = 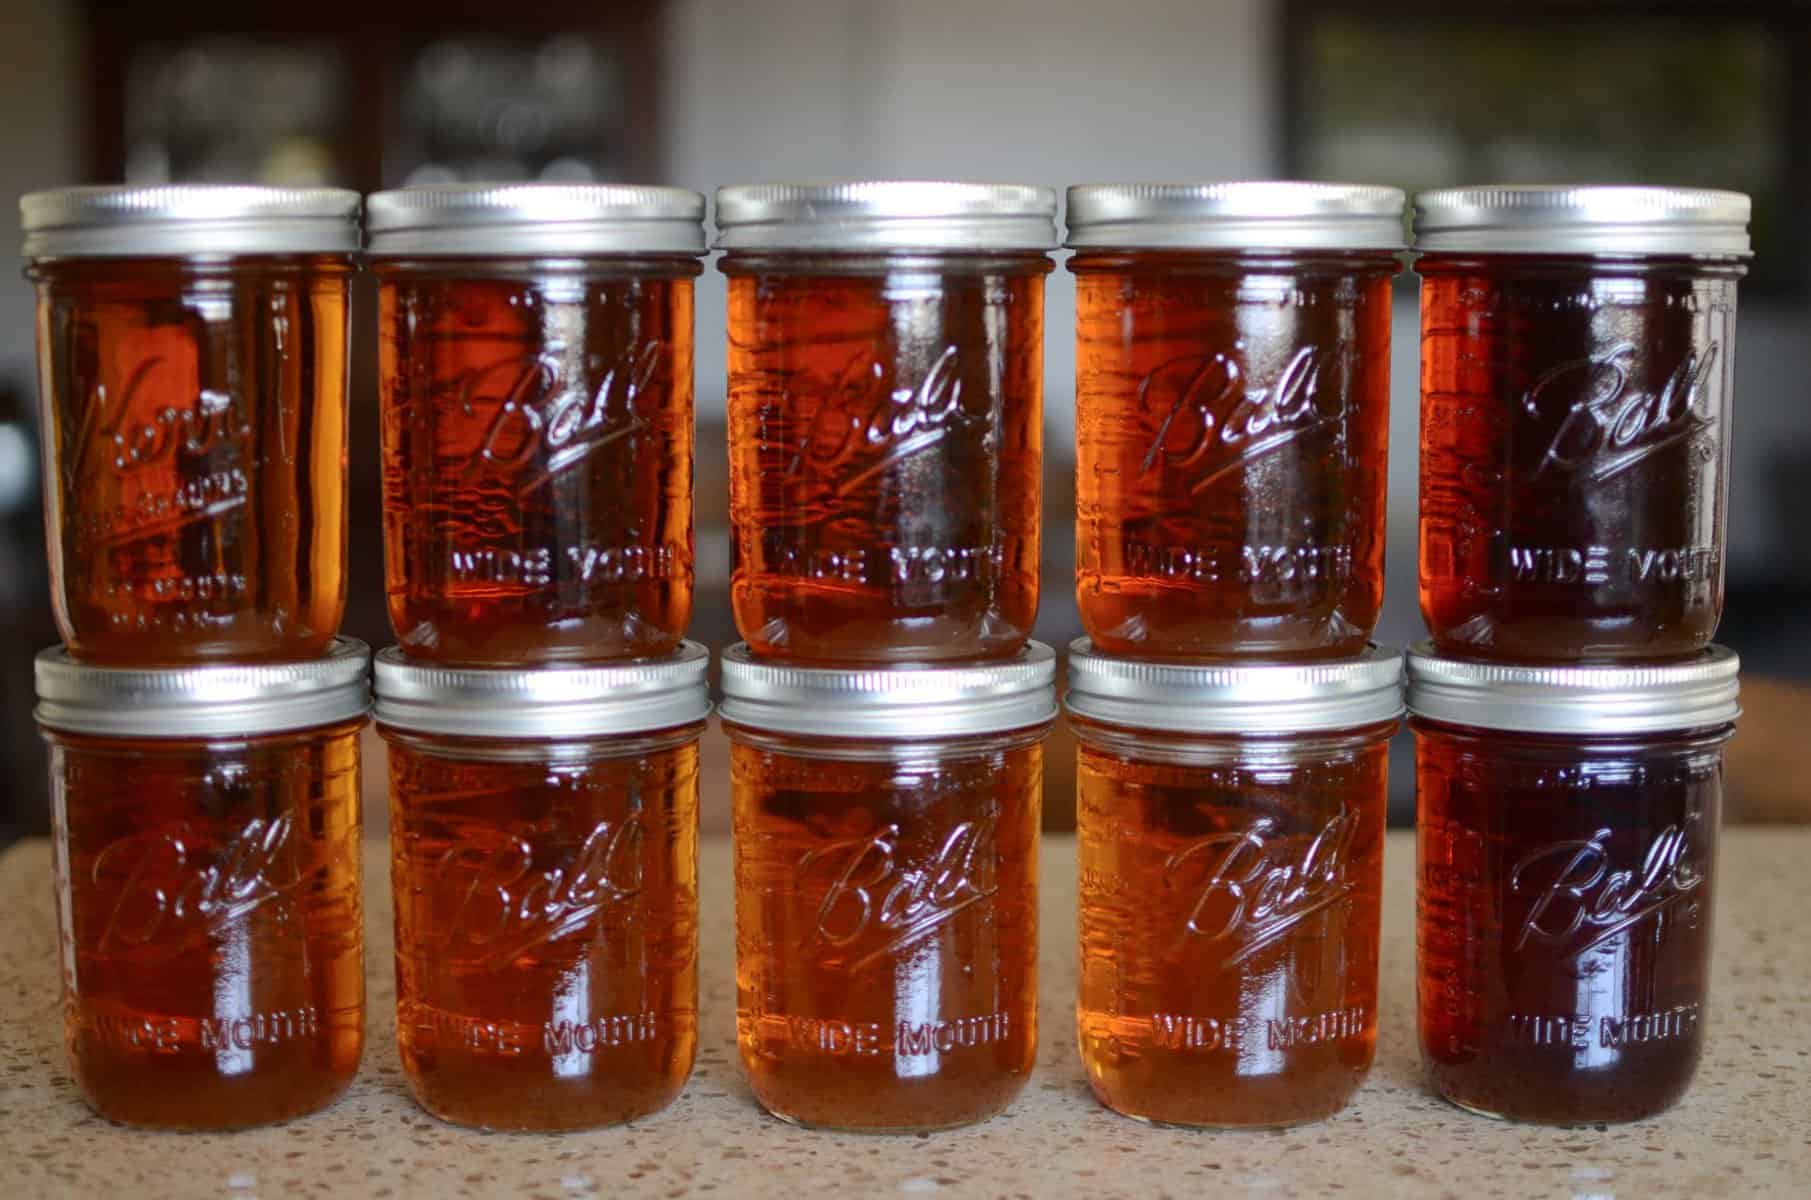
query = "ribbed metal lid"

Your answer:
(1066, 182), (1406, 250)
(1406, 643), (1740, 735)
(35, 639), (371, 738)
(373, 642), (710, 738)
(1413, 185), (1751, 256)
(717, 642), (1057, 738)
(365, 183), (706, 255)
(1064, 640), (1403, 734)
(21, 185), (361, 258)
(714, 181), (1059, 251)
